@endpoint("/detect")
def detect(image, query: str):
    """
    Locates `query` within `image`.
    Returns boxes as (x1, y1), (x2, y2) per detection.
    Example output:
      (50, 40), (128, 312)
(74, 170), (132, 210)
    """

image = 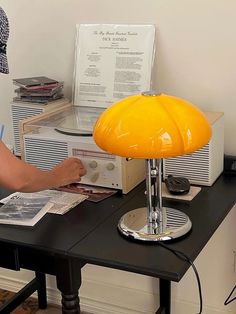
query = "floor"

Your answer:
(35, 307), (61, 314)
(0, 288), (92, 314)
(35, 306), (91, 314)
